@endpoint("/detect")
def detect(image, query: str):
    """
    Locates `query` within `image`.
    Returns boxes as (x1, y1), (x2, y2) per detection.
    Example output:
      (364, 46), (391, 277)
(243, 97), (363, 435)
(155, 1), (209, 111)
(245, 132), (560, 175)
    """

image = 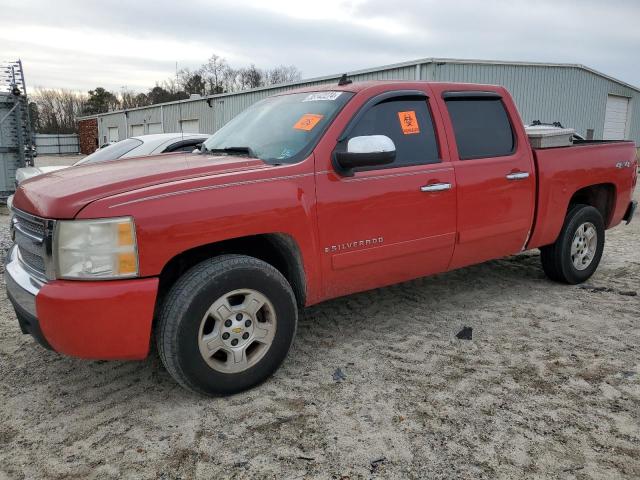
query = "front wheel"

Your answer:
(156, 255), (298, 396)
(540, 204), (605, 284)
